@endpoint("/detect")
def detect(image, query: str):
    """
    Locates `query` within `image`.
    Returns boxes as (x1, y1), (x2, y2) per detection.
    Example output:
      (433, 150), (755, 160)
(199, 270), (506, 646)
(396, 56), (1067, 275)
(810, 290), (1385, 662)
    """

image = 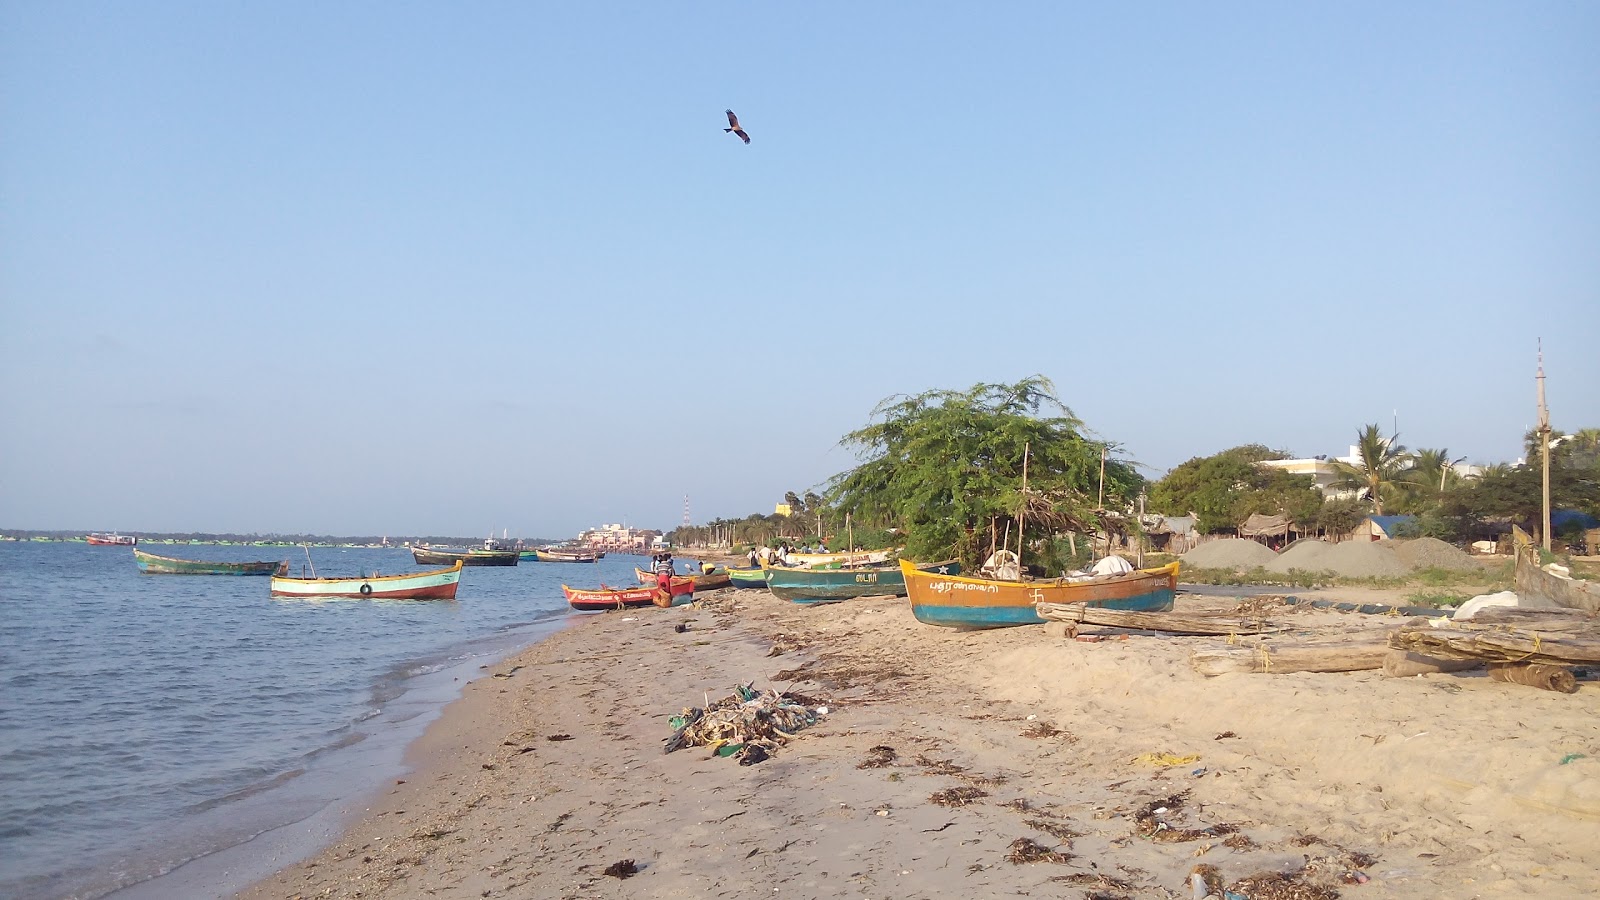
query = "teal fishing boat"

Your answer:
(766, 559), (960, 605)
